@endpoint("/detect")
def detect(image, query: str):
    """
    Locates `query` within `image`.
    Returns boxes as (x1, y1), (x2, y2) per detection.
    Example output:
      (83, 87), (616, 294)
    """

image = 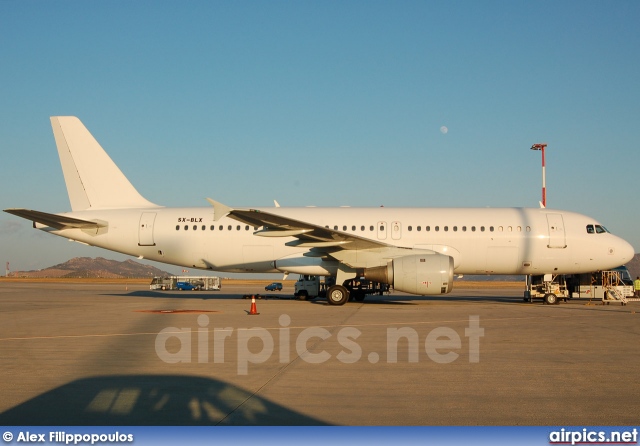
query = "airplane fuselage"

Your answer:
(45, 206), (629, 276)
